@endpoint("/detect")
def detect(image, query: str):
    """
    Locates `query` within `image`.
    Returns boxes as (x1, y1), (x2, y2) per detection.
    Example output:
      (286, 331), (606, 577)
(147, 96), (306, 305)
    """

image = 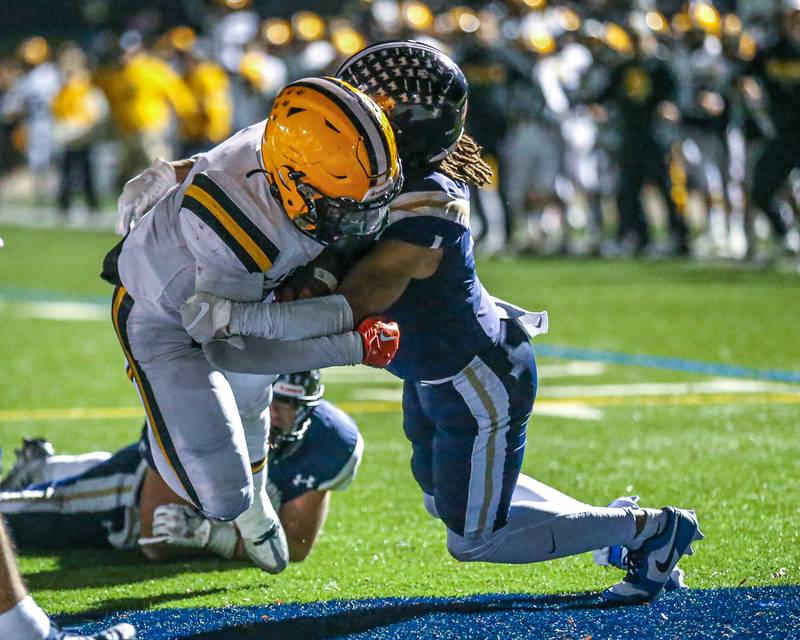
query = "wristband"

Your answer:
(313, 267), (339, 291)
